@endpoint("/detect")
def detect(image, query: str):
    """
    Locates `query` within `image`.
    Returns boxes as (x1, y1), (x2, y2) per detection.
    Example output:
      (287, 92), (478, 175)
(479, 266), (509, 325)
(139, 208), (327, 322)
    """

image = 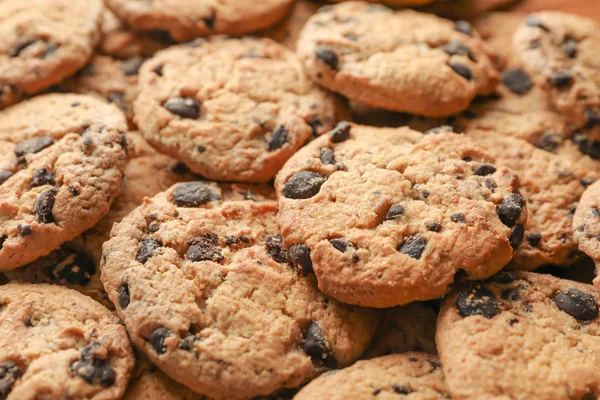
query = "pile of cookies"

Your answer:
(0, 0), (599, 399)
